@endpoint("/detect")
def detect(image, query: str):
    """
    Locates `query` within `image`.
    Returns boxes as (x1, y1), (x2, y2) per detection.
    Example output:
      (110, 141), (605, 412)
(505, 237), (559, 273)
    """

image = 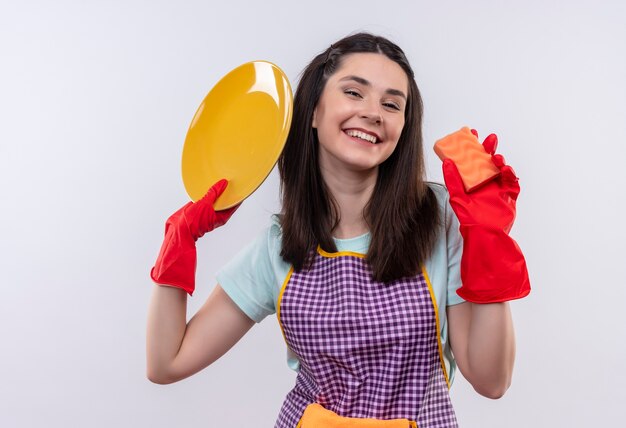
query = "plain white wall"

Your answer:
(1, 0), (625, 426)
